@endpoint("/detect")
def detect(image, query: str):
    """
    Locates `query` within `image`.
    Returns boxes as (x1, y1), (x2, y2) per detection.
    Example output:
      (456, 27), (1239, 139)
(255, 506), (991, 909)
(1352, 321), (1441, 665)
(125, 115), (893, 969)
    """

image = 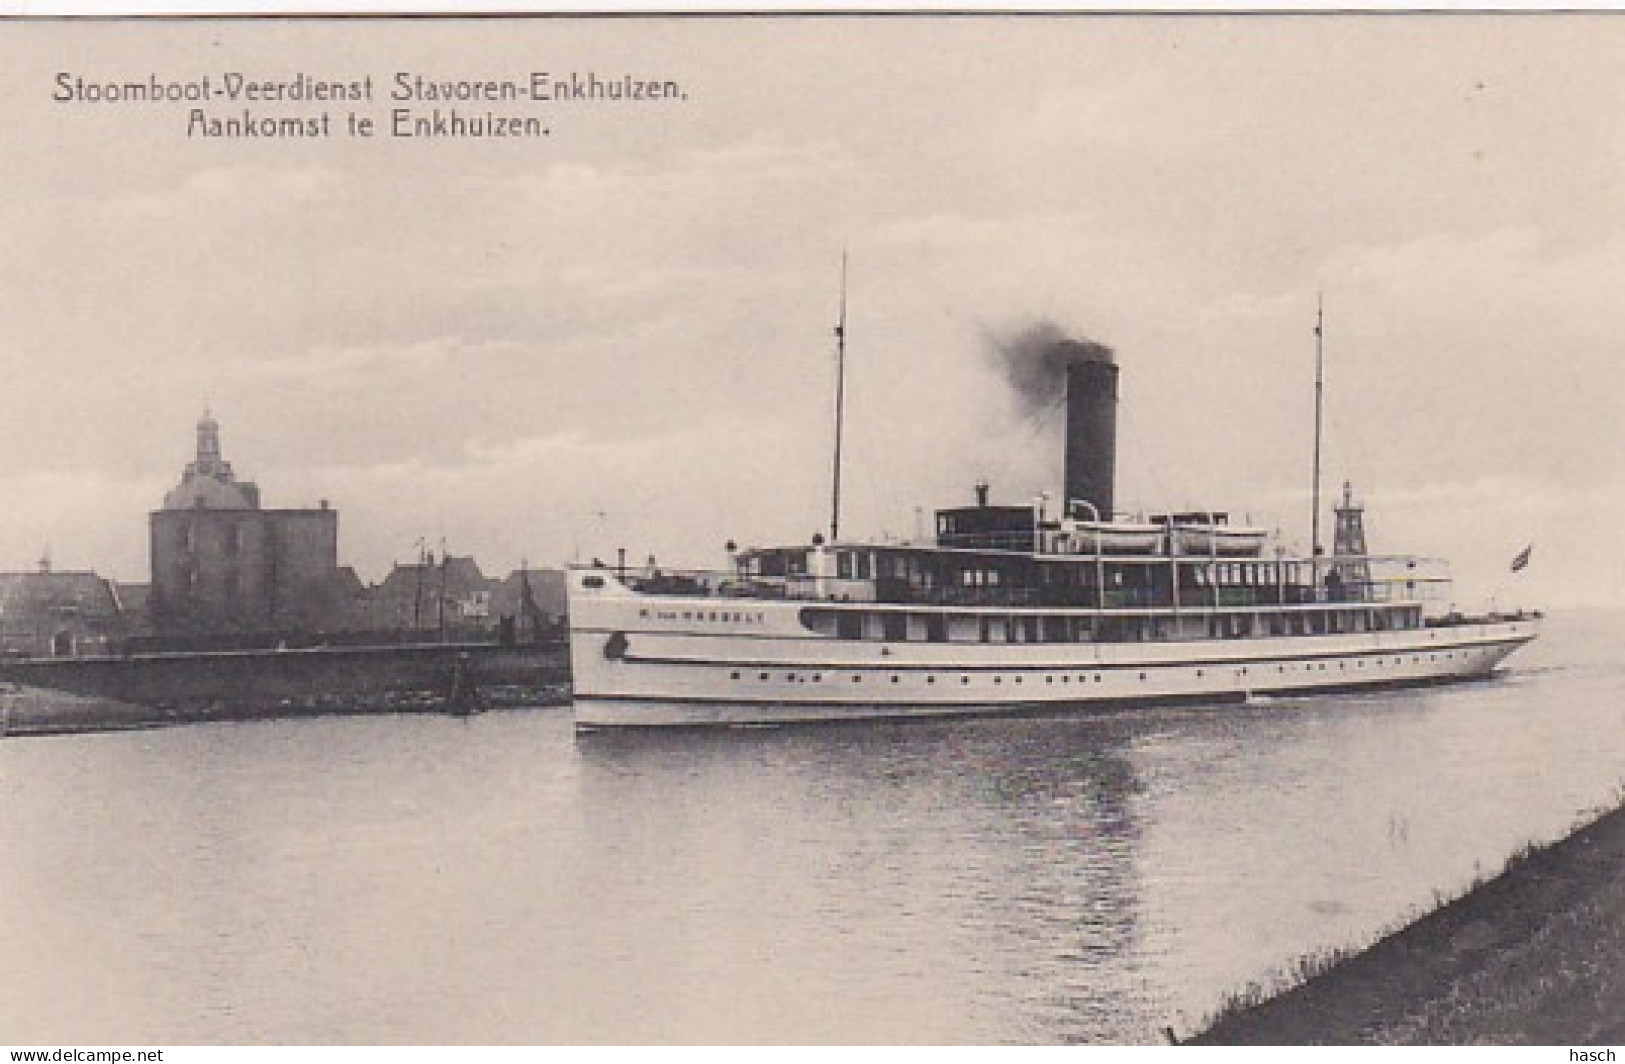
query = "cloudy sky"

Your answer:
(2, 15), (1620, 608)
